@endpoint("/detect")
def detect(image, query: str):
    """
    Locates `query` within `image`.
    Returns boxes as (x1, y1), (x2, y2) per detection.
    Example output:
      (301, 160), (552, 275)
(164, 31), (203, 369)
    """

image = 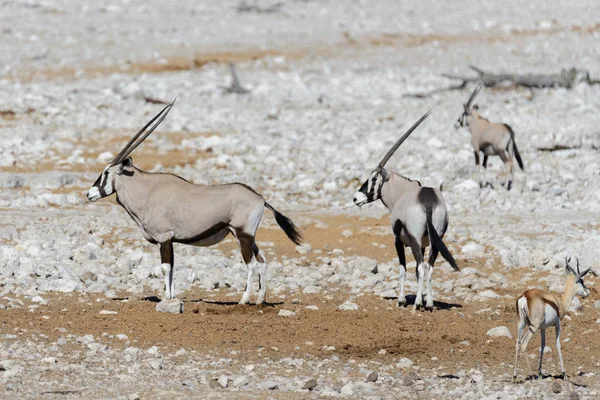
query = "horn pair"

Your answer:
(111, 99), (176, 166)
(565, 256), (592, 277)
(377, 110), (431, 168)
